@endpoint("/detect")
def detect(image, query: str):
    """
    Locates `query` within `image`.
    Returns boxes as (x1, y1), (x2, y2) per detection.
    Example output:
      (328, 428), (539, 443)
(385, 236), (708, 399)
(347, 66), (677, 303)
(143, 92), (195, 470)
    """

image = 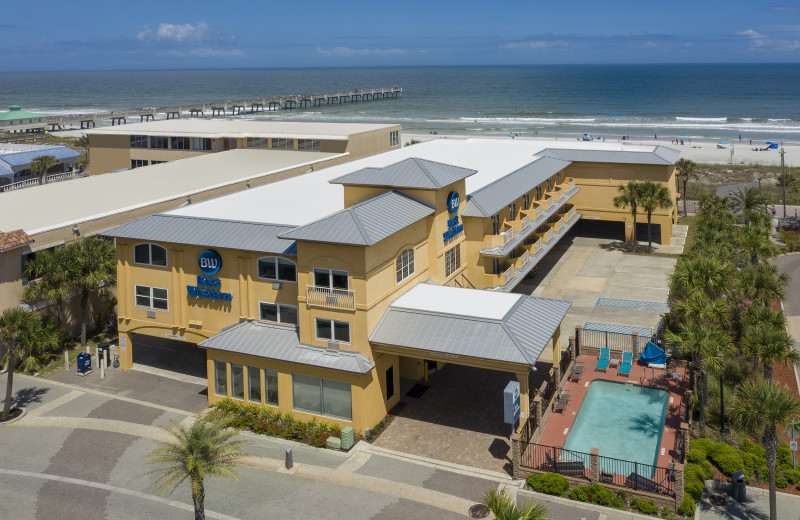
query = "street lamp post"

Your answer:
(718, 353), (726, 436)
(781, 140), (786, 218)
